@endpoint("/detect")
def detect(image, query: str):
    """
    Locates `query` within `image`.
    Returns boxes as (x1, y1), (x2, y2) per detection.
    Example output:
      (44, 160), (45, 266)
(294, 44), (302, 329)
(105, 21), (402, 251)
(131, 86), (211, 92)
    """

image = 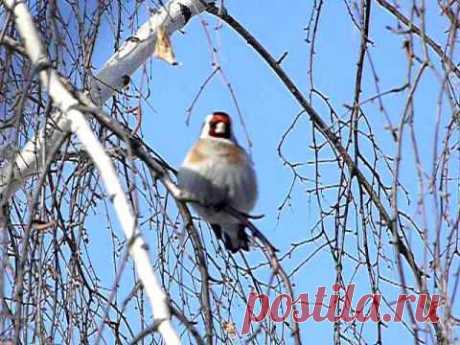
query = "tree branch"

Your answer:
(205, 0), (426, 301)
(2, 1), (190, 343)
(376, 0), (460, 79)
(0, 0), (207, 205)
